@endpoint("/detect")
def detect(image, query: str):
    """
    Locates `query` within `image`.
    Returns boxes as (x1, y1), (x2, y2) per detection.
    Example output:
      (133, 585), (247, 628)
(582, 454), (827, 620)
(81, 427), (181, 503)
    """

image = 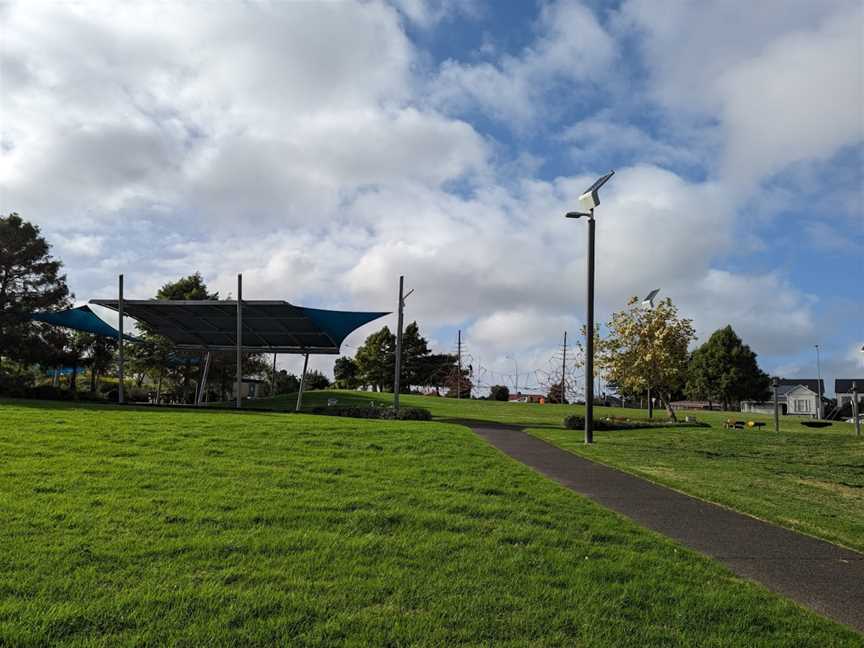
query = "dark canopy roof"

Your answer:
(835, 379), (863, 394)
(89, 299), (387, 354)
(31, 305), (137, 341)
(778, 378), (824, 394)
